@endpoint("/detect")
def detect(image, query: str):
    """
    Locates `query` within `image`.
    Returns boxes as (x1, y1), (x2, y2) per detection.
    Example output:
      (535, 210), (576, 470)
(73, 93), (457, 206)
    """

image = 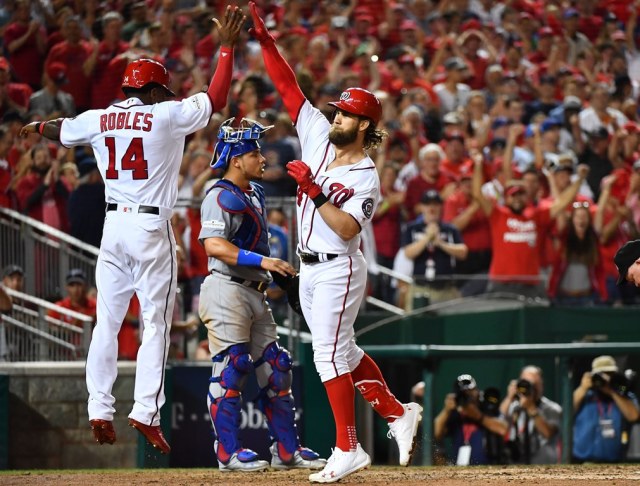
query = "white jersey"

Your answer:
(295, 100), (380, 255)
(60, 93), (213, 209)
